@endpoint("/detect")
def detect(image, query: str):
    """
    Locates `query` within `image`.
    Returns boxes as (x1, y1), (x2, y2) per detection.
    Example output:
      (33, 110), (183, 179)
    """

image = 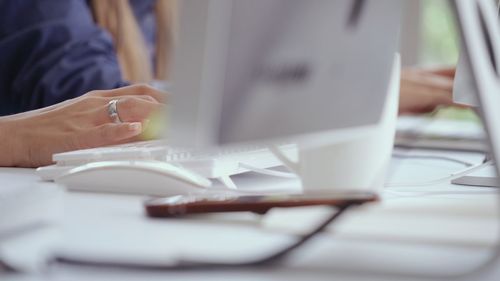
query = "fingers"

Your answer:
(89, 84), (167, 103)
(86, 95), (164, 124)
(402, 69), (454, 91)
(80, 122), (144, 148)
(78, 84), (167, 125)
(418, 74), (454, 92)
(116, 96), (164, 123)
(427, 67), (456, 78)
(403, 66), (456, 78)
